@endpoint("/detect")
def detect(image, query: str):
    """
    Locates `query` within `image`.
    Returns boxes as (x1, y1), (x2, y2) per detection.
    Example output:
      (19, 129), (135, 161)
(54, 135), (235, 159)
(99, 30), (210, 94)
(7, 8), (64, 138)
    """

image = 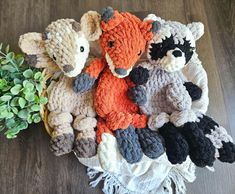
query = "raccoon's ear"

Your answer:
(18, 32), (56, 69)
(144, 14), (165, 25)
(81, 11), (102, 41)
(187, 22), (204, 41)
